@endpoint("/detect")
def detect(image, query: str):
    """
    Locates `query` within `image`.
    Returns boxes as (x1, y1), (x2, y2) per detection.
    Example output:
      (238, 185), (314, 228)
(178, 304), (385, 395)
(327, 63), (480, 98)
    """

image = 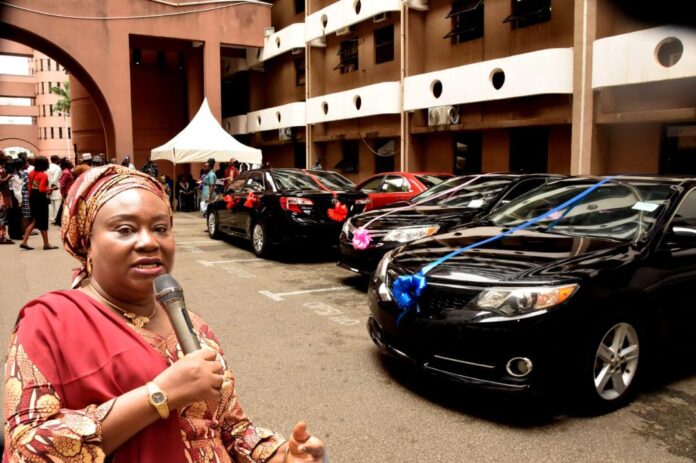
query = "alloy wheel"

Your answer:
(593, 322), (639, 401)
(252, 223), (264, 254)
(207, 213), (217, 238)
